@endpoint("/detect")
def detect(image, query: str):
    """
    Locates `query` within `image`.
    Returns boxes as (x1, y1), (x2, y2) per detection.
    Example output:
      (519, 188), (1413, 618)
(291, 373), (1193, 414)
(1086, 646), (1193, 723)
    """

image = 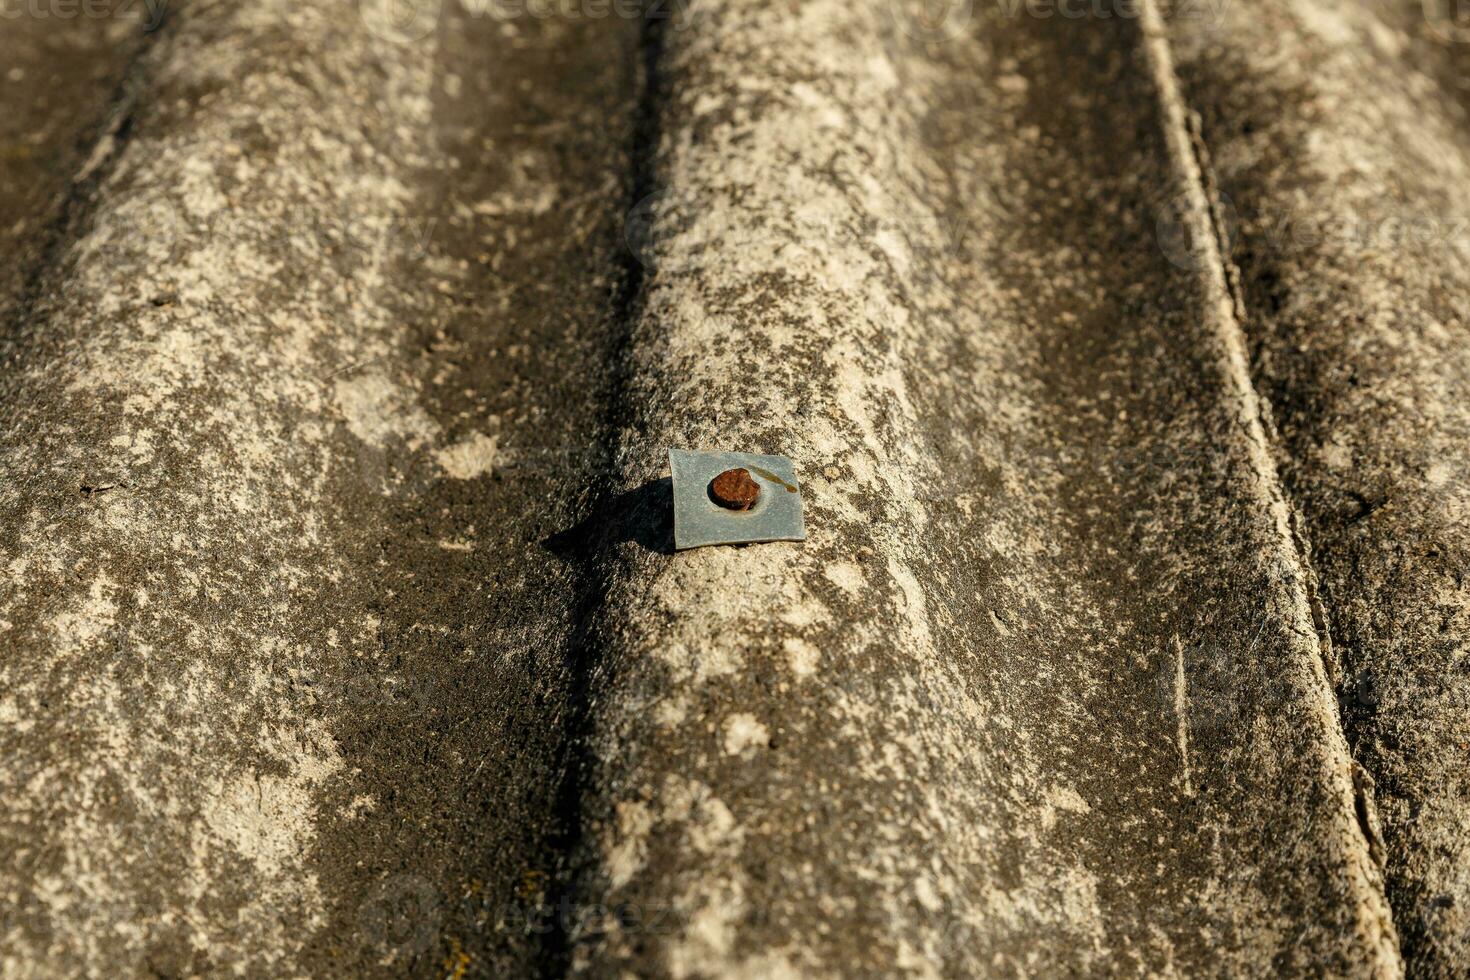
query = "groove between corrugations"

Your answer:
(1, 40), (154, 349)
(538, 9), (668, 978)
(1134, 2), (1405, 974)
